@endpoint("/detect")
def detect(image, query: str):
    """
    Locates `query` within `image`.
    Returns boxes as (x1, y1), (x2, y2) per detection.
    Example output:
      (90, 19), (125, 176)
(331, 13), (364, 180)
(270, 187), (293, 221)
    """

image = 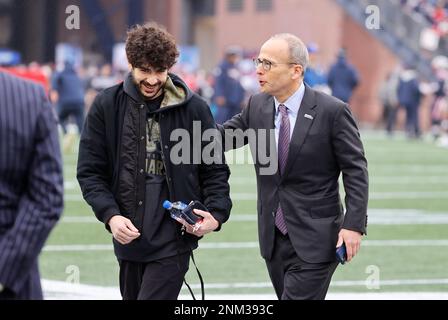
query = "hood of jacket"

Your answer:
(123, 72), (194, 112)
(400, 70), (417, 82)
